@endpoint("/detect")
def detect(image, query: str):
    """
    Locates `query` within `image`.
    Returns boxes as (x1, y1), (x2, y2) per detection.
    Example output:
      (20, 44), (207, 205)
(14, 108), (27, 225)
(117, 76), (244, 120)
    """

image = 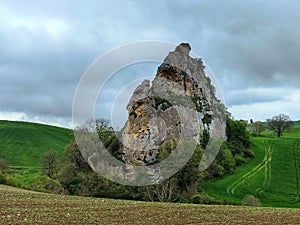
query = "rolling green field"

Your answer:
(204, 123), (300, 208)
(1, 120), (300, 209)
(0, 120), (72, 167)
(0, 120), (73, 187)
